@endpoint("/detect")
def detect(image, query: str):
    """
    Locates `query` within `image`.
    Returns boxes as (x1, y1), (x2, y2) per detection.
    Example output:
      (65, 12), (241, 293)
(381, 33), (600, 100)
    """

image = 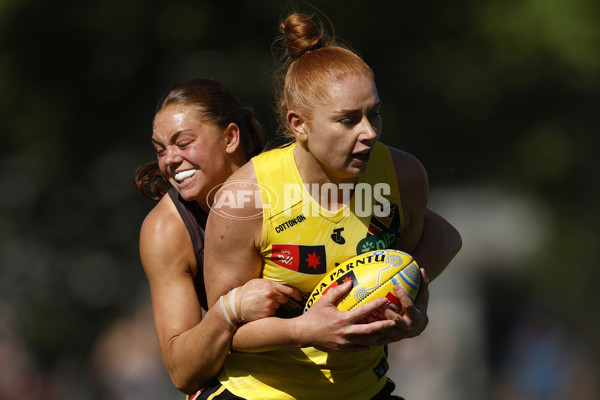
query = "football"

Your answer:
(303, 249), (420, 321)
